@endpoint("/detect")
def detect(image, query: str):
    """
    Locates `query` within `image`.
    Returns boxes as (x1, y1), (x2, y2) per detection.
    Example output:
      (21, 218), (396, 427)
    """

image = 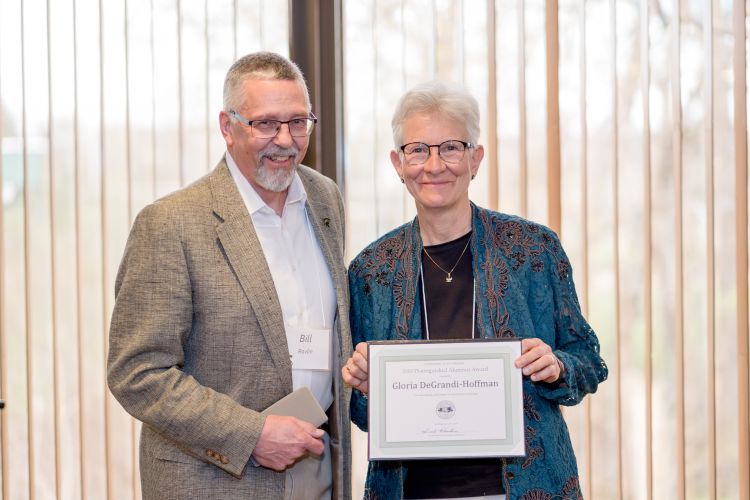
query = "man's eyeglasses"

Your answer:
(399, 140), (474, 165)
(229, 110), (317, 139)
